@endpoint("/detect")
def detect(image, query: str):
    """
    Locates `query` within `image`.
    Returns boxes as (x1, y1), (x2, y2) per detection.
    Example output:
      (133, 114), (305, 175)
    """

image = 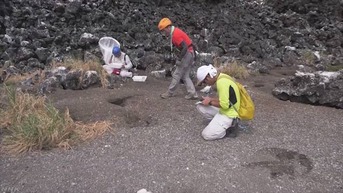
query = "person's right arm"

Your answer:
(201, 96), (220, 107)
(123, 54), (133, 69)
